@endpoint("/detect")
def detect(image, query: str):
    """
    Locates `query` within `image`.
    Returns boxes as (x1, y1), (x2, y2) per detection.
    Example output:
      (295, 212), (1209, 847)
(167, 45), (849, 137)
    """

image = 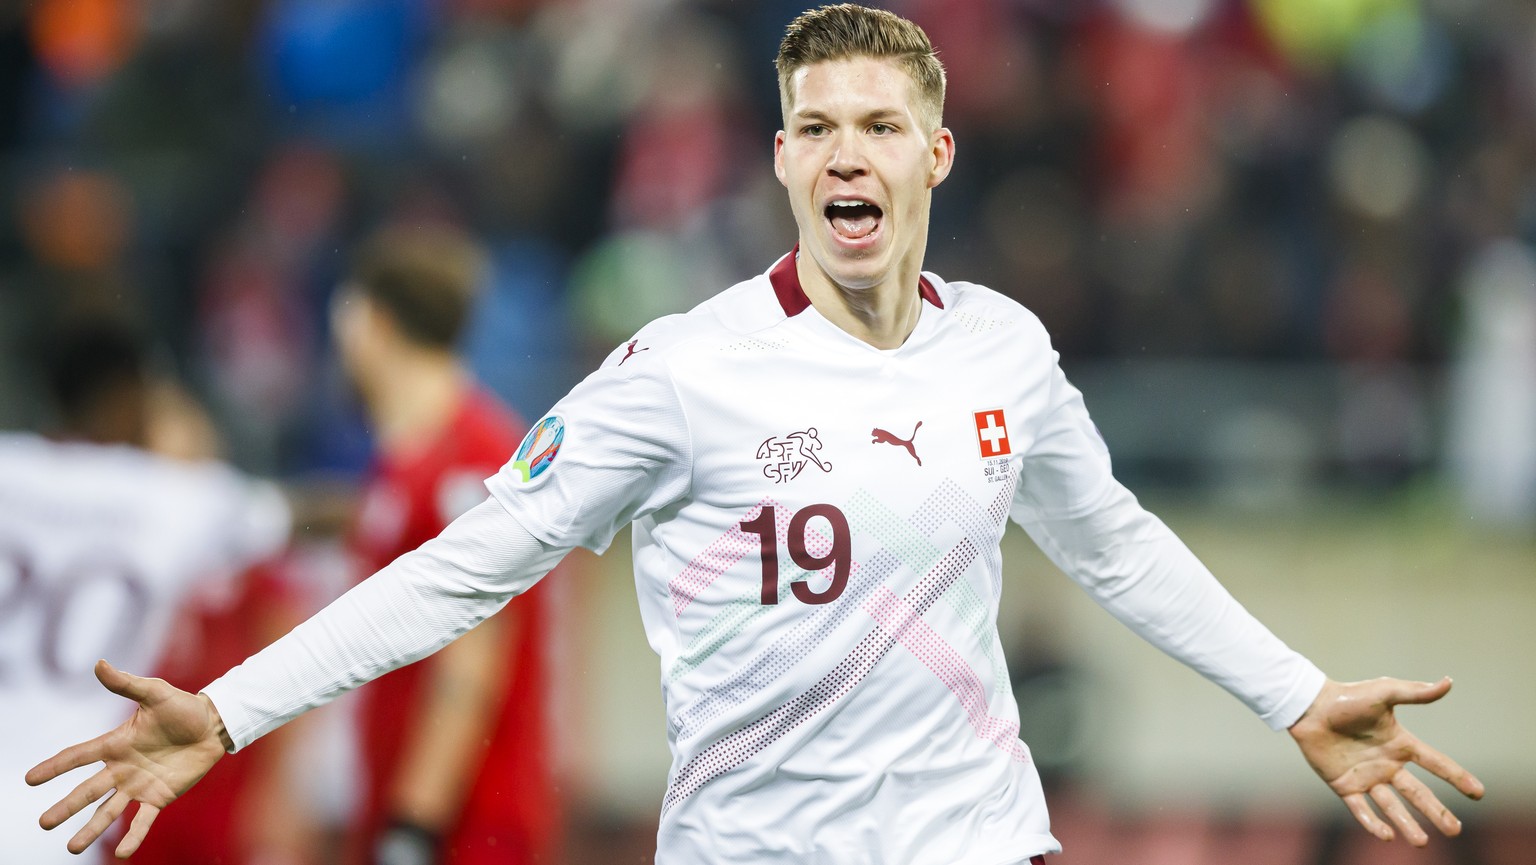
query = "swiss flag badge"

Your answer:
(974, 409), (1011, 458)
